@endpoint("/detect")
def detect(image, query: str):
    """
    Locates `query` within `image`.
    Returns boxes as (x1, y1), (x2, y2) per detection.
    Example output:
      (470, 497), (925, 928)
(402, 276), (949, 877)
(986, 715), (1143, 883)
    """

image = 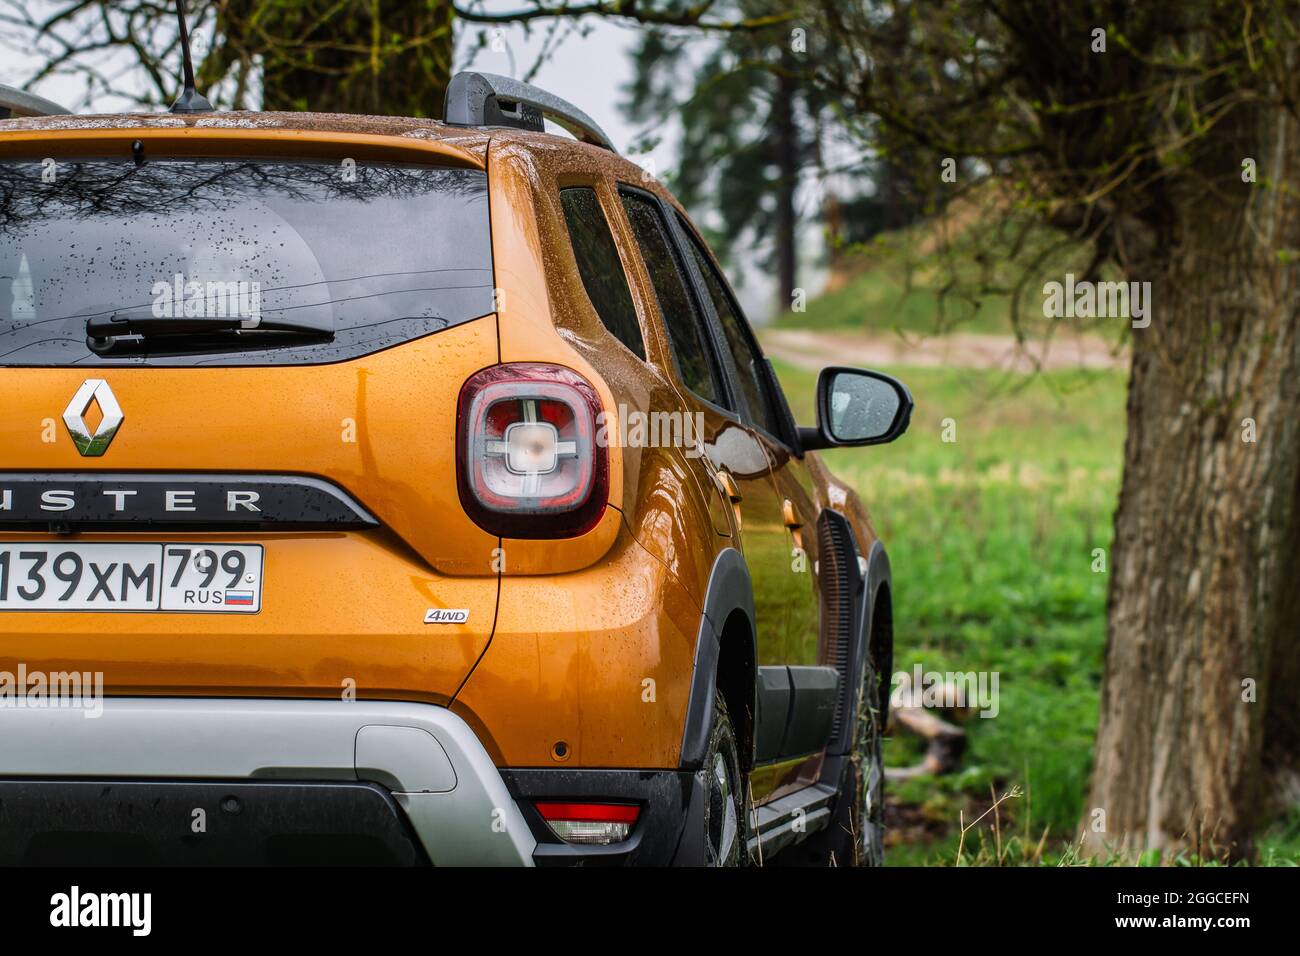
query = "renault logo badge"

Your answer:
(63, 379), (124, 456)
